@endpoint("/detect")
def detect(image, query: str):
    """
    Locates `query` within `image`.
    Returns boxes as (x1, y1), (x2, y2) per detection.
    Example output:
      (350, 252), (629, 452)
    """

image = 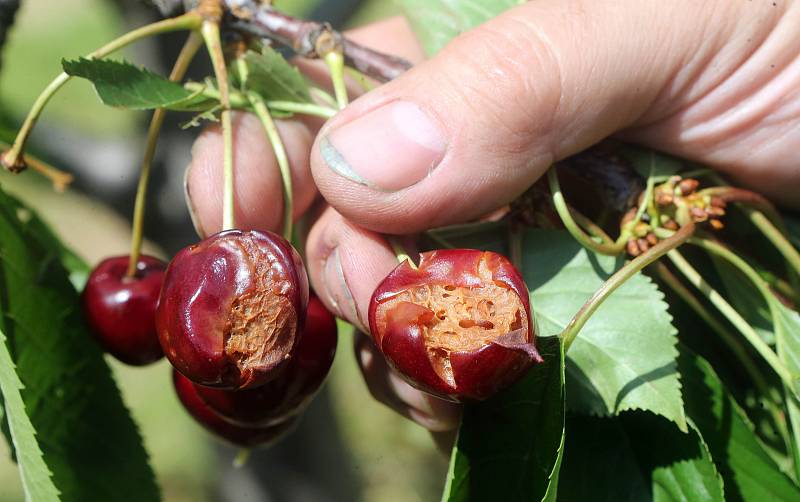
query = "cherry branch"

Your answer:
(223, 1), (412, 83)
